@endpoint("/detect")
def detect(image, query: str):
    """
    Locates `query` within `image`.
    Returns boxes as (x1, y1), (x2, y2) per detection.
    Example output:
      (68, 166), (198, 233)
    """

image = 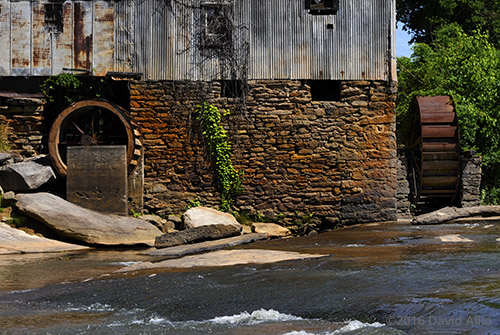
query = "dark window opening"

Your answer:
(307, 80), (341, 101)
(200, 3), (232, 48)
(44, 3), (63, 33)
(305, 0), (339, 15)
(220, 80), (243, 98)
